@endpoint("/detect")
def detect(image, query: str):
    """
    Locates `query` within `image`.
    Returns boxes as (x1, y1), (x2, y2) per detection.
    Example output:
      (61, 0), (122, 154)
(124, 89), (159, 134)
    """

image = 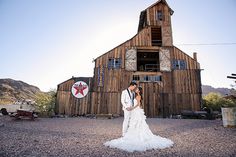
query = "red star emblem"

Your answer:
(74, 83), (87, 96)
